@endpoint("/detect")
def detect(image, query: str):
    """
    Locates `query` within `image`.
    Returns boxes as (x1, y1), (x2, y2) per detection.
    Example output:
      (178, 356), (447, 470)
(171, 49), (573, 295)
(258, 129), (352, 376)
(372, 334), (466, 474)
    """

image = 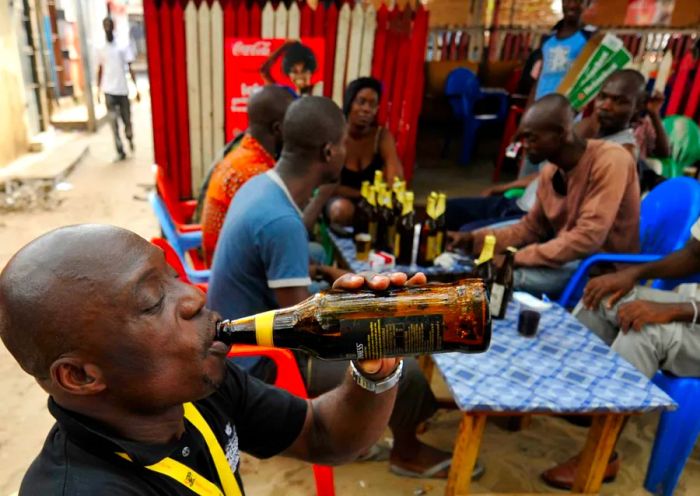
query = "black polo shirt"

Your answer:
(19, 361), (308, 495)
